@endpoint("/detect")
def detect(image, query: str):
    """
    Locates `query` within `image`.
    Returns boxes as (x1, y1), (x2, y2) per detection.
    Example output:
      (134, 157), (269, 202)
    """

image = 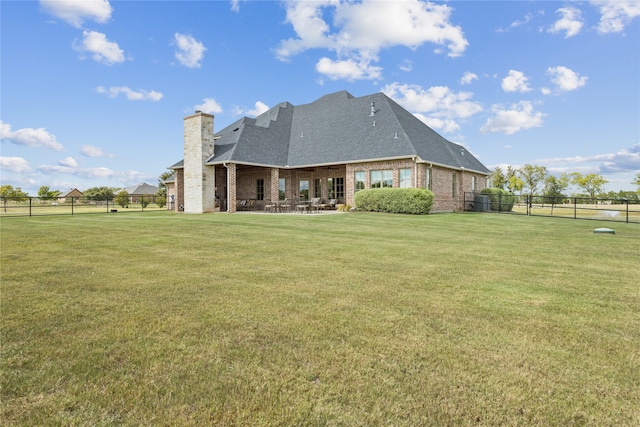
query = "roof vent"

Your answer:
(195, 110), (202, 114)
(460, 149), (465, 157)
(394, 132), (398, 139)
(370, 102), (375, 116)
